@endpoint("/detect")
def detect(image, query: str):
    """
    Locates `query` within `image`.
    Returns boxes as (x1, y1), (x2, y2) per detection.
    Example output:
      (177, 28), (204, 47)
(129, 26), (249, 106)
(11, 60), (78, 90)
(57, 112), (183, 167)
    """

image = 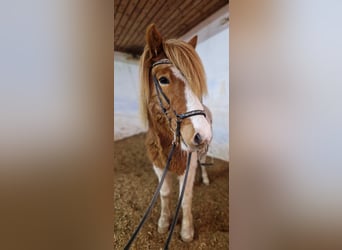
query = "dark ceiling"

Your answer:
(114, 0), (229, 56)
